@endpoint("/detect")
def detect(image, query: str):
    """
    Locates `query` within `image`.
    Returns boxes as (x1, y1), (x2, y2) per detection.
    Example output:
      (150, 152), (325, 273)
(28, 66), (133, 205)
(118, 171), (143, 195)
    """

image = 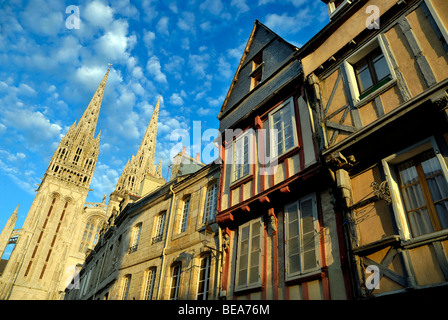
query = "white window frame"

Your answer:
(196, 254), (211, 300)
(170, 264), (181, 300)
(235, 218), (263, 291)
(382, 137), (448, 240)
(268, 97), (298, 160)
(284, 193), (320, 280)
(343, 36), (397, 107)
(203, 184), (218, 223)
(129, 223), (142, 253)
(179, 197), (191, 233)
(120, 275), (131, 300)
(153, 212), (166, 244)
(142, 268), (156, 300)
(231, 130), (254, 184)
